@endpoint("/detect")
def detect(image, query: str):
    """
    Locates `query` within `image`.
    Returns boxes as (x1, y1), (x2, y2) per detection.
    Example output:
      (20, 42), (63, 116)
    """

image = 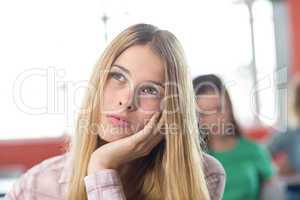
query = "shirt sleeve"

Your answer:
(4, 174), (28, 200)
(84, 169), (126, 200)
(202, 153), (226, 200)
(255, 144), (274, 181)
(206, 173), (226, 200)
